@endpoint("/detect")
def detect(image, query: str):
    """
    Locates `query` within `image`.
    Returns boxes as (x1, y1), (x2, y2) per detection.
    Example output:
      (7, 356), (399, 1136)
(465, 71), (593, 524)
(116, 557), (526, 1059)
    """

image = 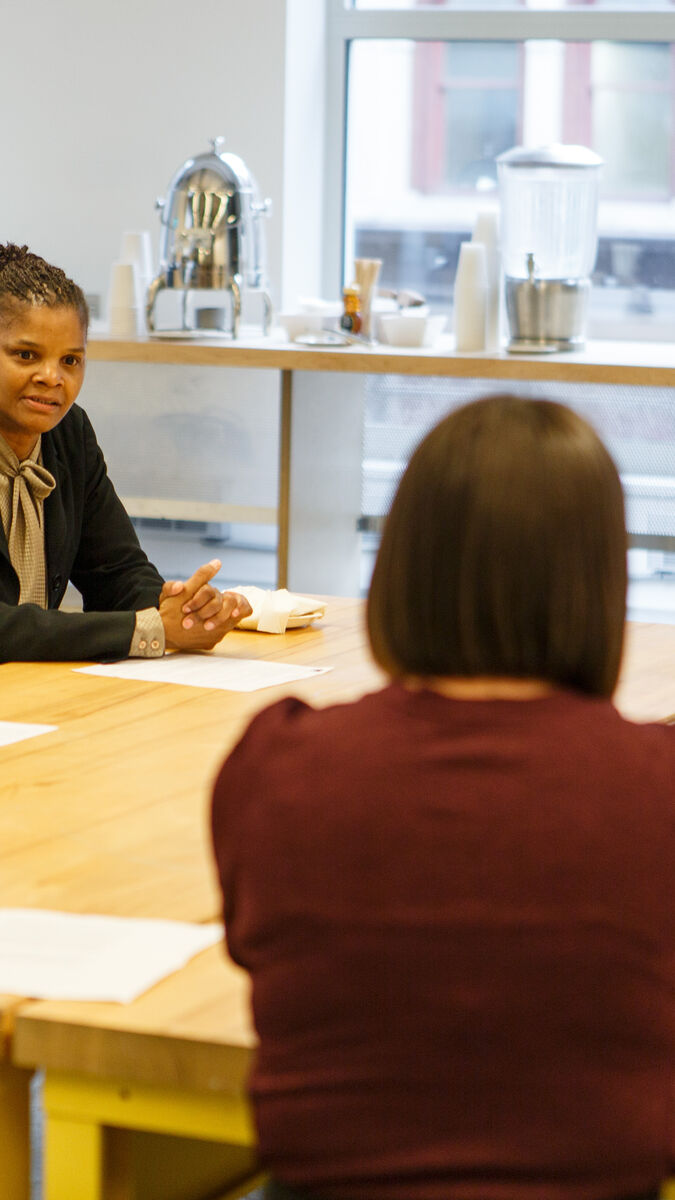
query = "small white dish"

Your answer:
(277, 312), (323, 341)
(377, 313), (428, 348)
